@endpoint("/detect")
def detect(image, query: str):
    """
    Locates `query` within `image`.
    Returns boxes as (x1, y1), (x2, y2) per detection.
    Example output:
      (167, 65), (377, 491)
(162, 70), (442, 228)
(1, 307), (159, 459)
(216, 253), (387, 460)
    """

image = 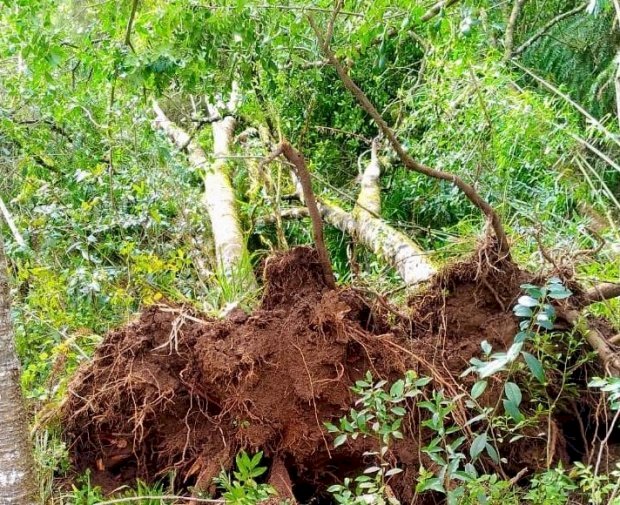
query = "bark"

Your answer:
(318, 199), (436, 285)
(0, 198), (26, 248)
(310, 19), (511, 258)
(583, 283), (620, 305)
(503, 0), (528, 61)
(153, 101), (256, 287)
(356, 138), (381, 216)
(0, 239), (37, 504)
